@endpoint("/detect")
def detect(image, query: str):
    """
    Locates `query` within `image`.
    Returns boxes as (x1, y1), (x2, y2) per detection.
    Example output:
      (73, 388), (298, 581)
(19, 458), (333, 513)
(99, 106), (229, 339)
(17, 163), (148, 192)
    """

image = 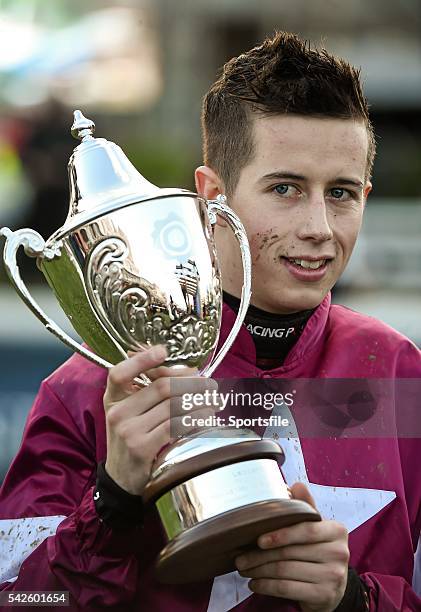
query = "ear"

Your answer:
(195, 165), (223, 199)
(195, 165), (227, 227)
(362, 181), (372, 209)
